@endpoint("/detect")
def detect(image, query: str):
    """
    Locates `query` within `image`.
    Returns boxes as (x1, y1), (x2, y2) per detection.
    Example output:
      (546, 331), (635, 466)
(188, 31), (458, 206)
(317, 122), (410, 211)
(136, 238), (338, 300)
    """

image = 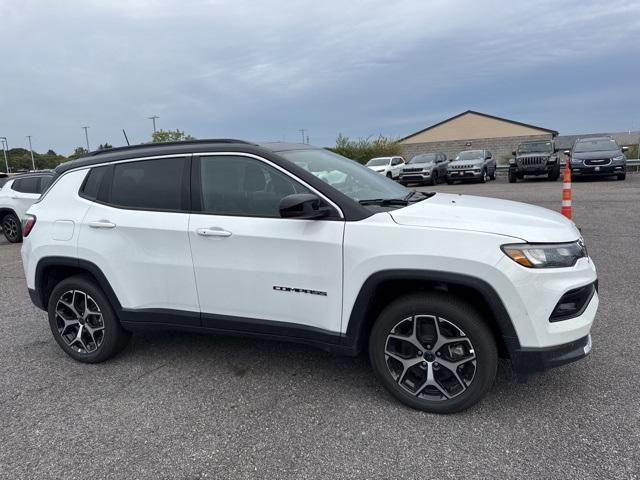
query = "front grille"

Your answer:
(584, 158), (612, 166)
(403, 167), (423, 173)
(518, 156), (547, 166)
(449, 164), (474, 170)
